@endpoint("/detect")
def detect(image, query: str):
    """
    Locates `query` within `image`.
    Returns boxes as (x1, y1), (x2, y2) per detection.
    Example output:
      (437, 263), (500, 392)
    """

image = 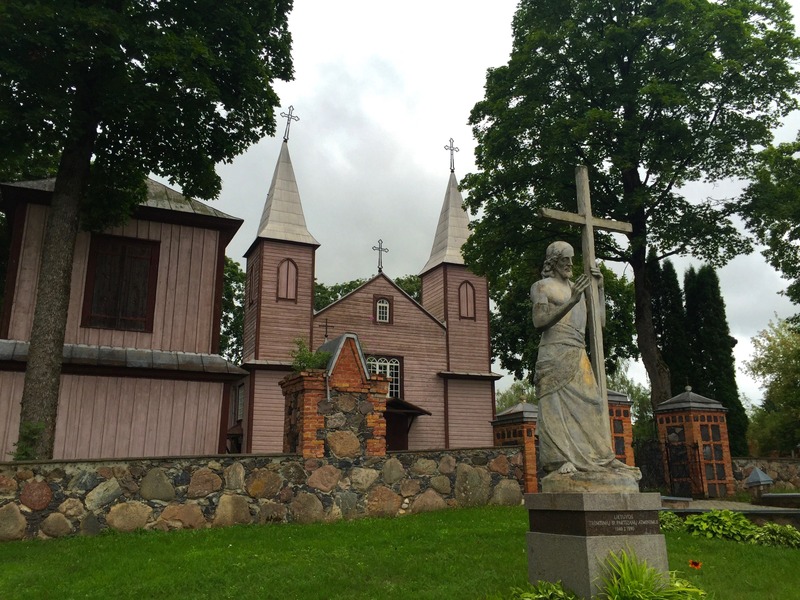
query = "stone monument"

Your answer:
(525, 166), (667, 598)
